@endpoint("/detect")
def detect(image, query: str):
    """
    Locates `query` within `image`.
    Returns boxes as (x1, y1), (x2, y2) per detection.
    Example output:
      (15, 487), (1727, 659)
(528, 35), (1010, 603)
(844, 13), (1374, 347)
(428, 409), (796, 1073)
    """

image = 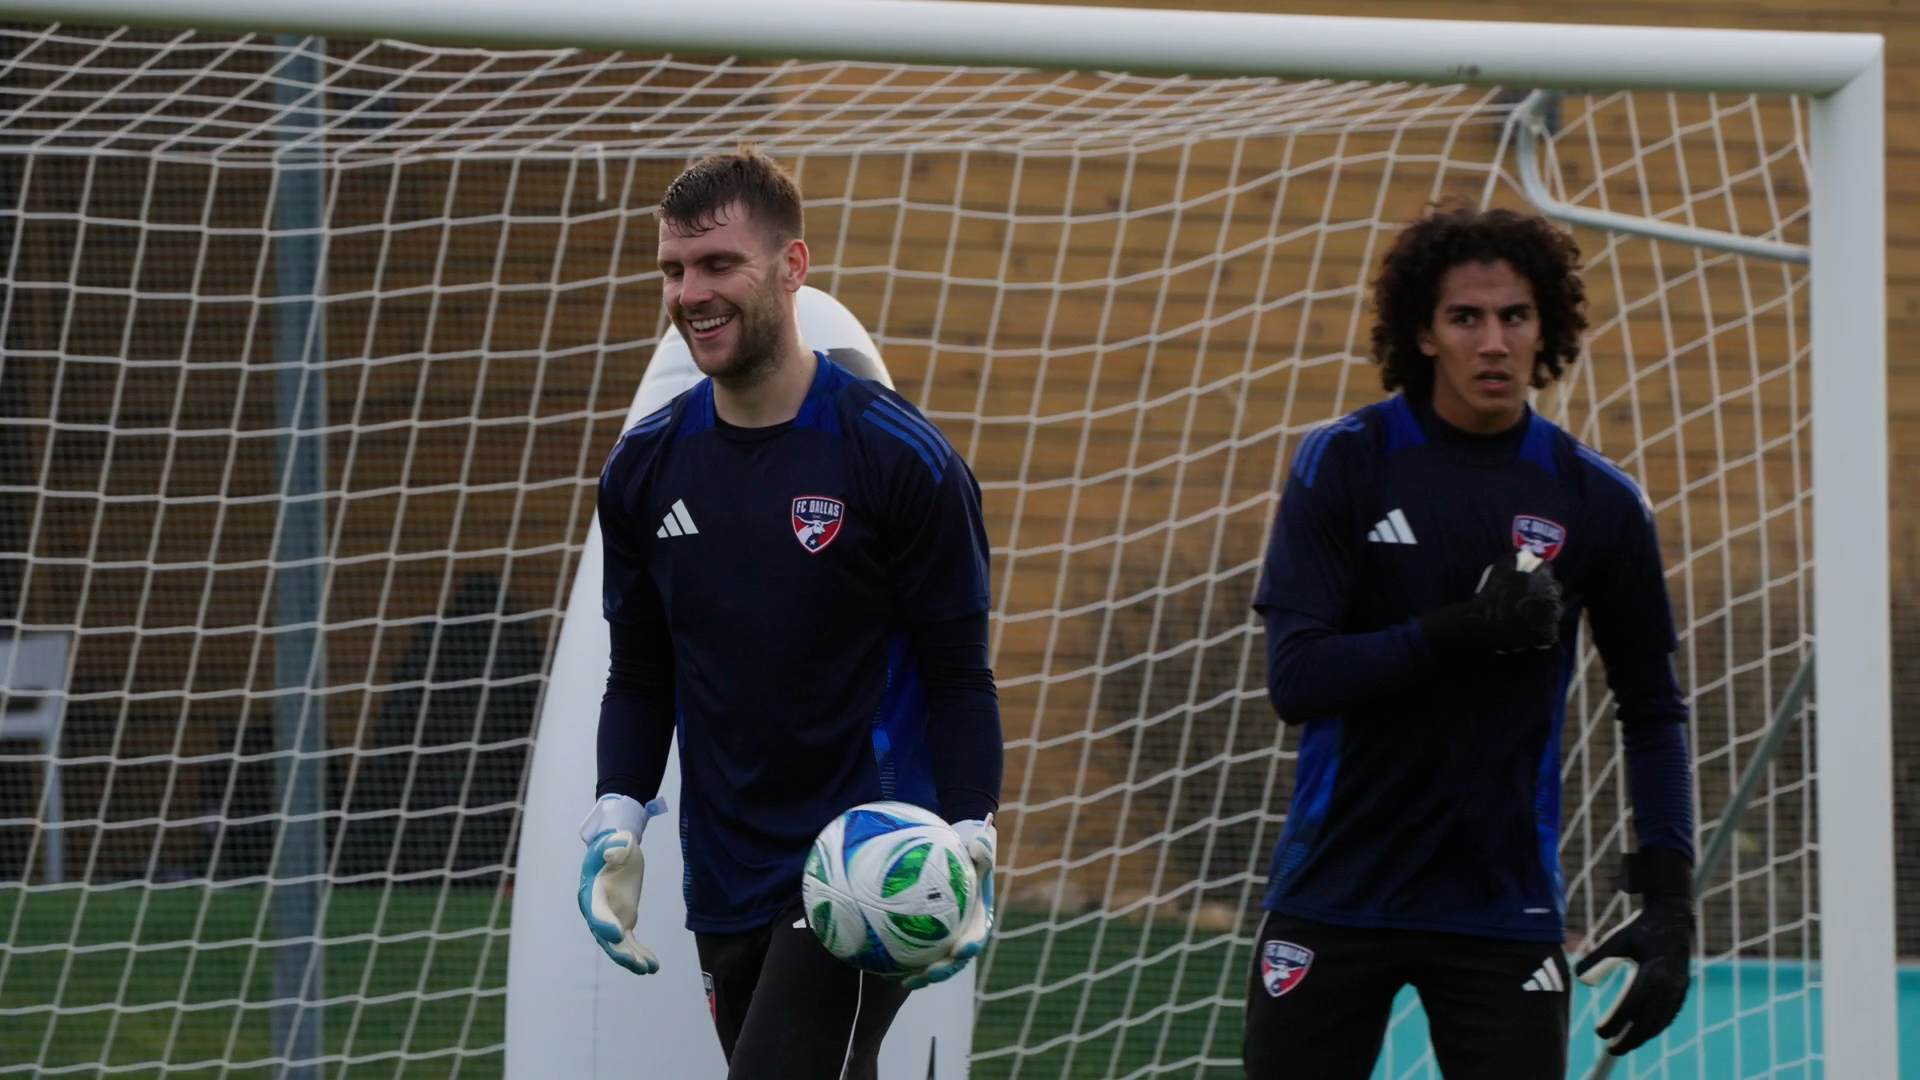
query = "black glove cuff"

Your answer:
(1616, 846), (1693, 901)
